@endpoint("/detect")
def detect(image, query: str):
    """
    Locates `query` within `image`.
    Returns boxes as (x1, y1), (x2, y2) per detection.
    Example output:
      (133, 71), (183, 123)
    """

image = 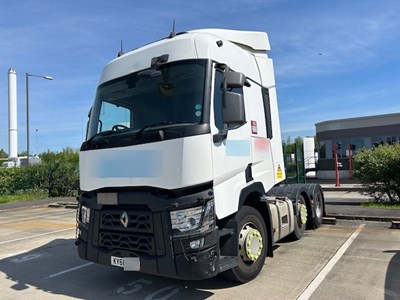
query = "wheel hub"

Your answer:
(315, 194), (322, 218)
(299, 204), (308, 225)
(239, 224), (263, 262)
